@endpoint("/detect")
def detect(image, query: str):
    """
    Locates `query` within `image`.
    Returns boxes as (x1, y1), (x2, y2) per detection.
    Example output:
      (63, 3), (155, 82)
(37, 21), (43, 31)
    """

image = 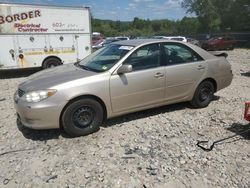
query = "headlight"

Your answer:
(21, 89), (57, 103)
